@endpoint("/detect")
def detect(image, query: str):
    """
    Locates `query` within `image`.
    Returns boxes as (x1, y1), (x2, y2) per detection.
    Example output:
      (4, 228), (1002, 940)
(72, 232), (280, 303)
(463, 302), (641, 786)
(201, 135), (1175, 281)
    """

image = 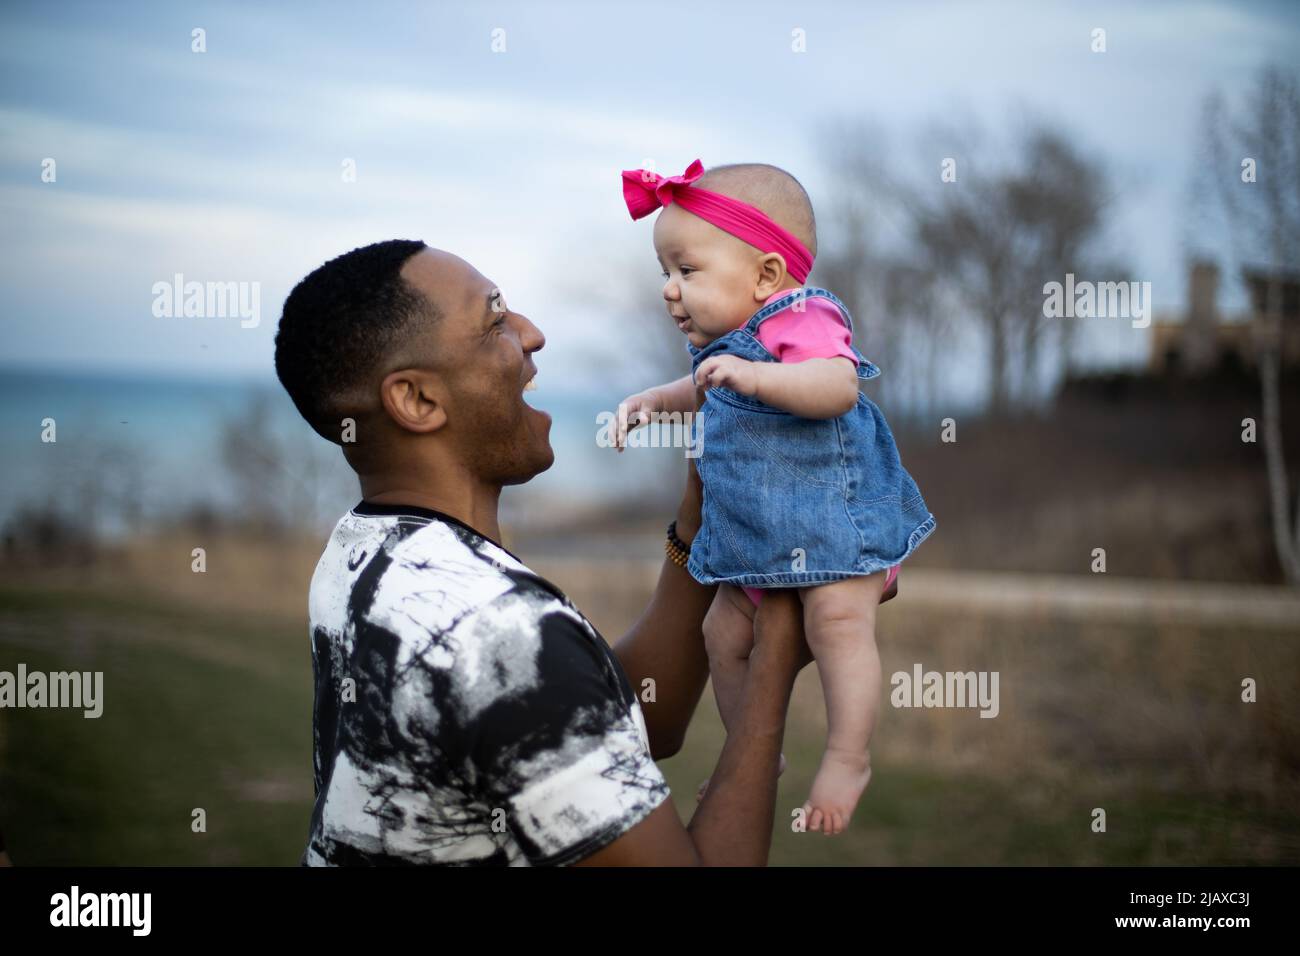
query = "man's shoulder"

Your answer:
(314, 506), (534, 616)
(311, 505), (598, 663)
(375, 514), (527, 608)
(323, 507), (628, 730)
